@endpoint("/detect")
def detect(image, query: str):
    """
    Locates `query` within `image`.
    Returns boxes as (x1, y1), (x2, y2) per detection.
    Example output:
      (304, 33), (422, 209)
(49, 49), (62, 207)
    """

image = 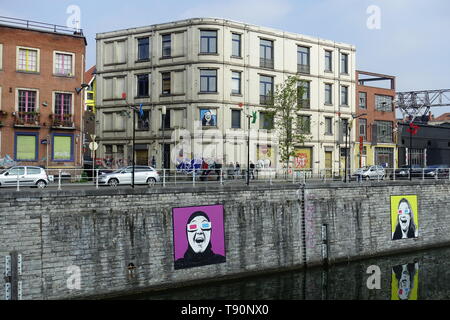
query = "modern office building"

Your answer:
(354, 70), (397, 169)
(95, 18), (356, 172)
(0, 17), (87, 169)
